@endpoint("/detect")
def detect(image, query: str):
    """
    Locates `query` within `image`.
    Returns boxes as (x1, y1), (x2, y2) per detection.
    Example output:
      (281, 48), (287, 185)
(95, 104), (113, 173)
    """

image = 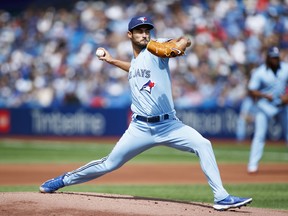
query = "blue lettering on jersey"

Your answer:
(128, 69), (151, 80)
